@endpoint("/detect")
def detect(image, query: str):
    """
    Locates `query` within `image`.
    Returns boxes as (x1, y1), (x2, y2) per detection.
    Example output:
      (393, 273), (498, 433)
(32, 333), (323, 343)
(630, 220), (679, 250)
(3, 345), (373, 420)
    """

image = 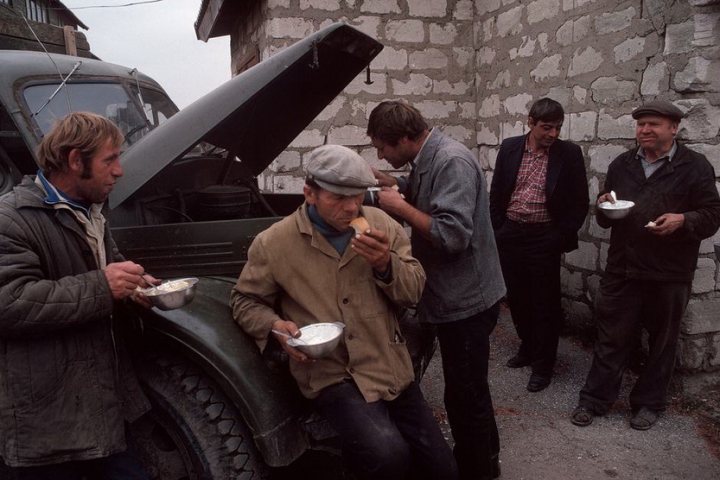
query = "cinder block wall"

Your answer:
(229, 0), (720, 389)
